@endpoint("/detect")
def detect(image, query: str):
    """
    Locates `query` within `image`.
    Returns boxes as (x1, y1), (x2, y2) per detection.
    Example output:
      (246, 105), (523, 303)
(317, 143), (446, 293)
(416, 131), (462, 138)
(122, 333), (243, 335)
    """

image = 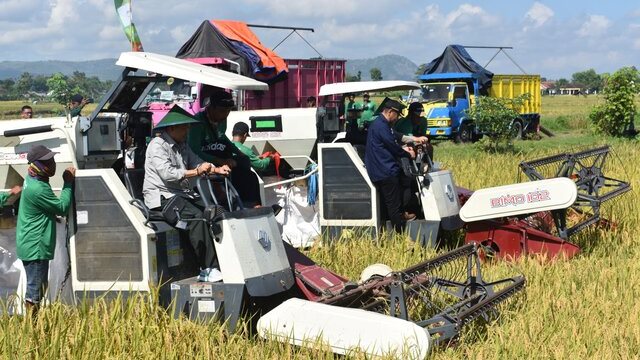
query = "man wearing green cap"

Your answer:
(143, 105), (231, 270)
